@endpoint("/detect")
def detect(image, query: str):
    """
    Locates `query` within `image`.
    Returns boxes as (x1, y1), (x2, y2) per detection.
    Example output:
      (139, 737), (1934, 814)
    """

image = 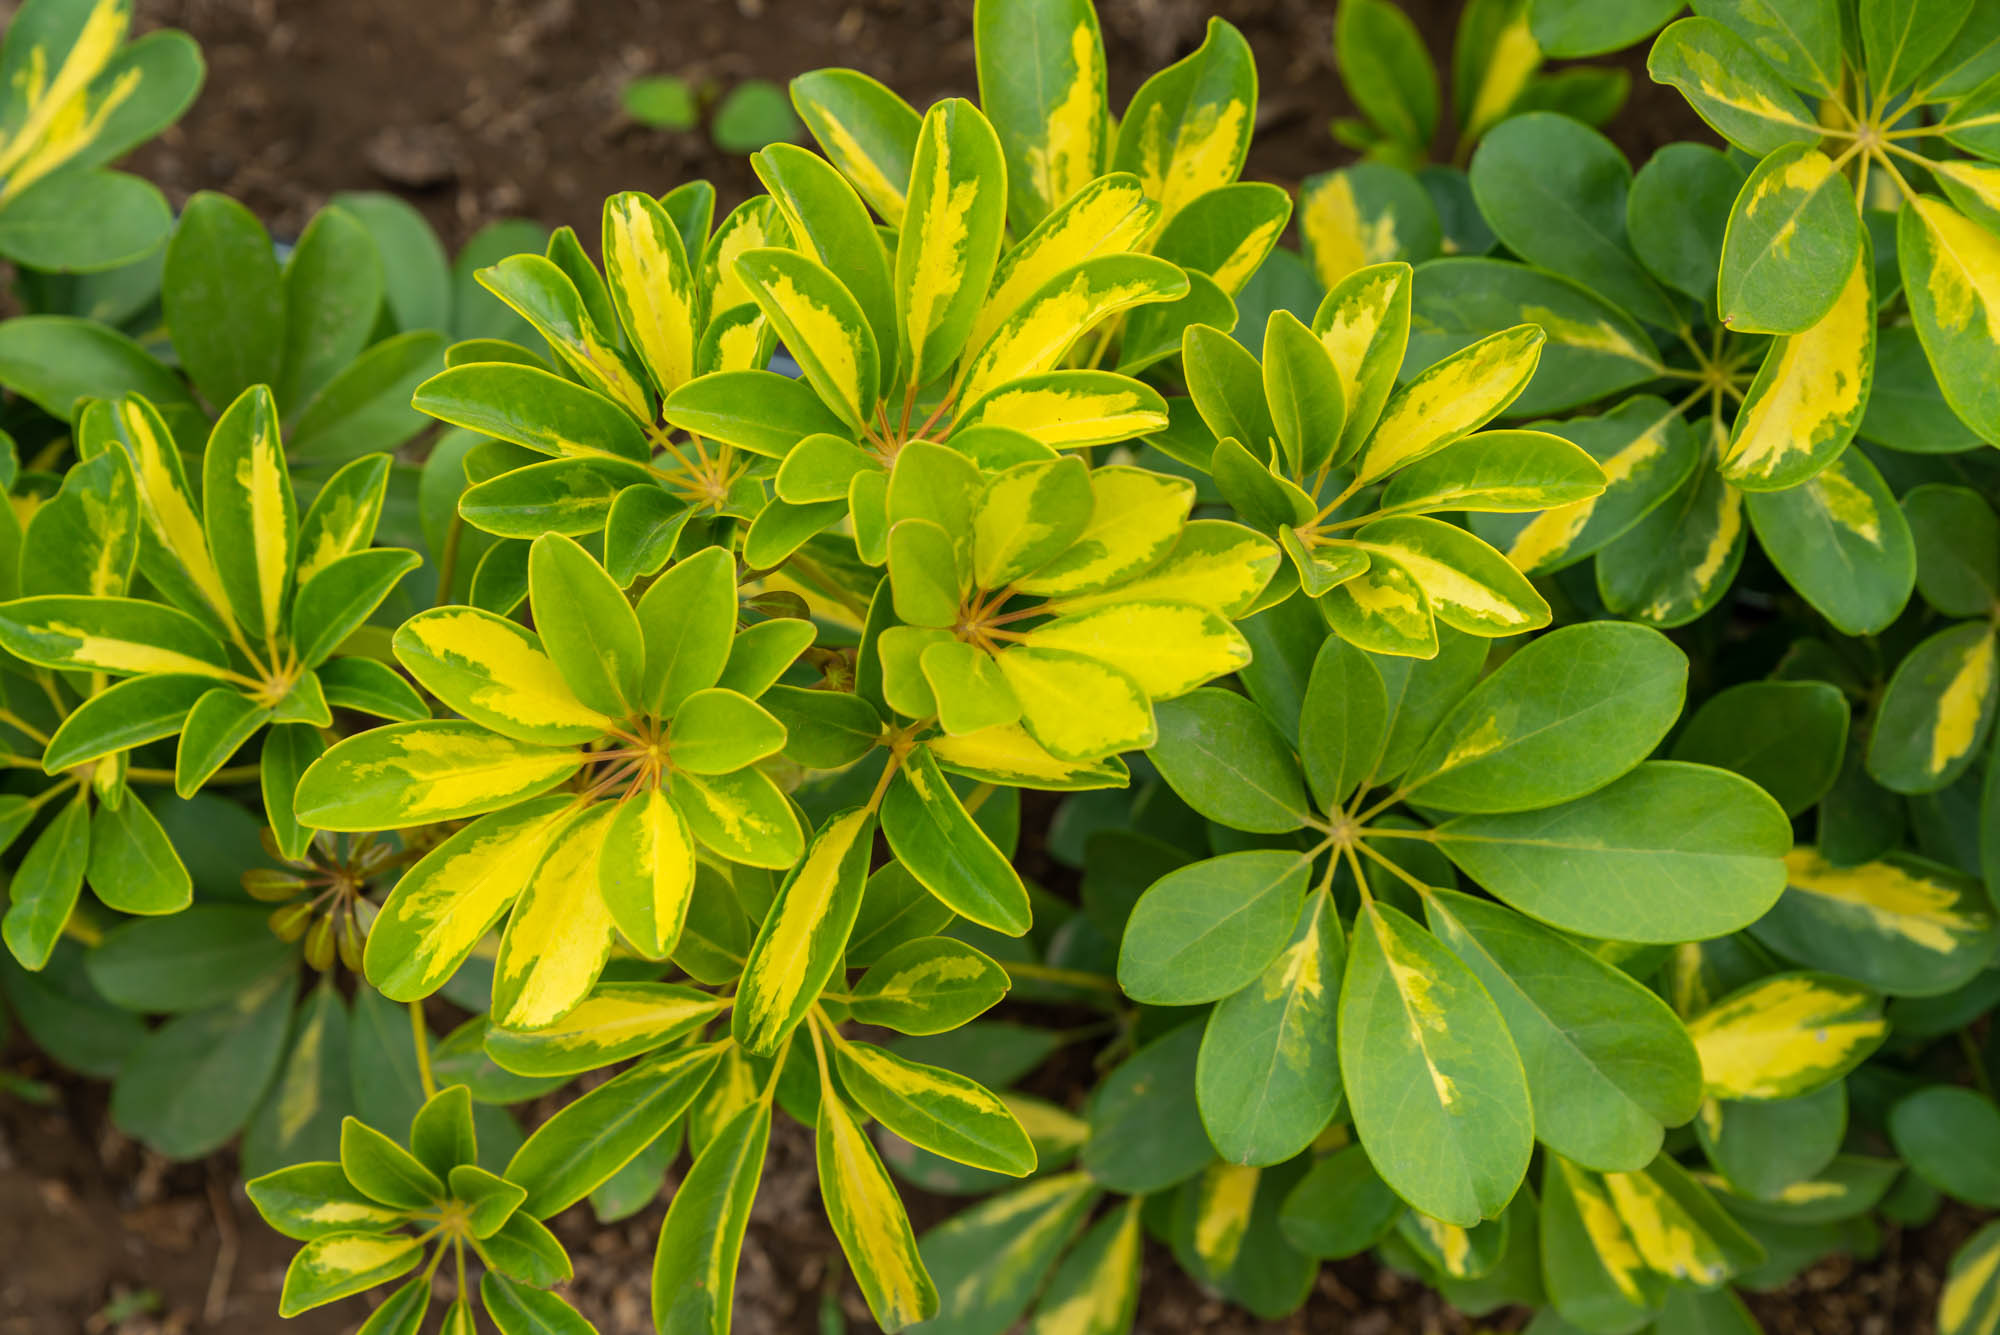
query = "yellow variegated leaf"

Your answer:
(599, 786), (698, 960)
(958, 254), (1188, 408)
(1721, 240), (1873, 490)
(1027, 1198), (1141, 1335)
(1314, 261), (1412, 465)
(1053, 518), (1277, 618)
(277, 1233), (424, 1319)
(478, 254), (651, 421)
(967, 173), (1157, 358)
(1346, 516), (1550, 636)
(362, 795), (577, 1000)
(1016, 600), (1249, 699)
(603, 191), (700, 399)
(1113, 17), (1255, 235)
(1766, 848), (1998, 994)
(817, 1089), (939, 1330)
(1502, 405), (1684, 574)
(1942, 1221), (2000, 1335)
(1318, 551), (1437, 659)
(791, 68), (920, 226)
(394, 607), (612, 746)
(1551, 1155), (1658, 1308)
(702, 196), (790, 320)
(1687, 974), (1887, 1100)
(1016, 466), (1192, 596)
(926, 722), (1129, 790)
(1599, 1165), (1738, 1287)
(994, 644), (1155, 762)
(1300, 171), (1409, 291)
(734, 246), (879, 433)
(492, 803), (620, 1030)
(1460, 2), (1540, 143)
(977, 1), (1110, 229)
(1356, 325), (1545, 485)
(202, 387), (295, 650)
(105, 396), (235, 632)
(955, 370), (1168, 449)
(0, 0), (140, 203)
(733, 808), (875, 1055)
(484, 981), (726, 1077)
(294, 721), (583, 830)
(1192, 1161), (1260, 1275)
(1900, 196), (2000, 445)
(897, 98), (1008, 386)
